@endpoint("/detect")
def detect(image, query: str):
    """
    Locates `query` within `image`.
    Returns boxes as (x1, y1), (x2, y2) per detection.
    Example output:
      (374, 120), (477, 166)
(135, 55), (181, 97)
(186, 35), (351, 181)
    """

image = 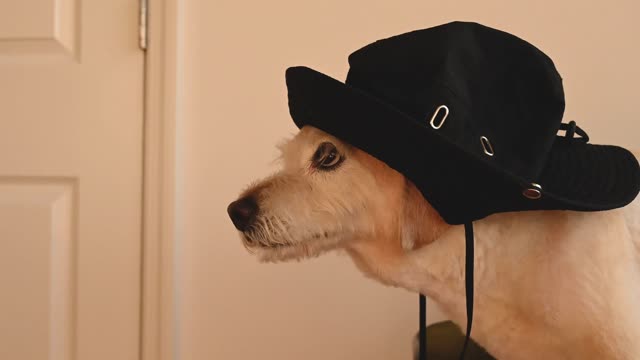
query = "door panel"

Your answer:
(0, 0), (77, 57)
(0, 0), (144, 359)
(0, 179), (74, 360)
